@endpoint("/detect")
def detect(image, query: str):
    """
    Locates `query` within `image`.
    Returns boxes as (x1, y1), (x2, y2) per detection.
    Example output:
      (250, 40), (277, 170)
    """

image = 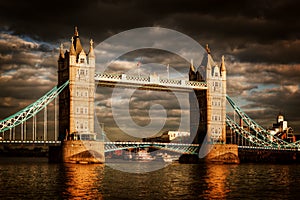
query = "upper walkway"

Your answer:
(95, 73), (207, 92)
